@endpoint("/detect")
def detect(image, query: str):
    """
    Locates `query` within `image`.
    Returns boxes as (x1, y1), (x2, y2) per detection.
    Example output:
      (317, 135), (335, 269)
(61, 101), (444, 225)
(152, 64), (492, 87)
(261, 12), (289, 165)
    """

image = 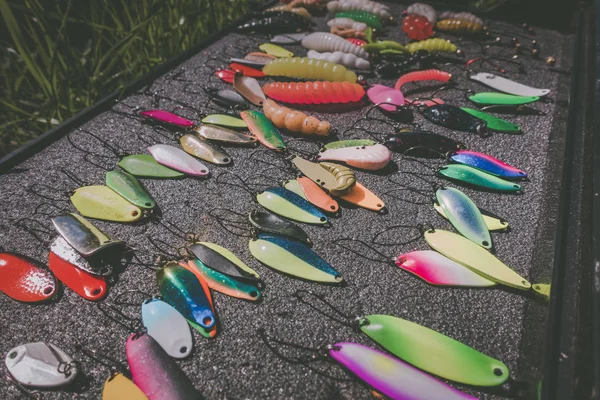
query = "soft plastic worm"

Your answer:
(330, 27), (365, 39)
(335, 11), (383, 29)
(263, 99), (331, 136)
(263, 57), (358, 83)
(327, 0), (391, 20)
(302, 32), (369, 59)
(282, 0), (327, 9)
(394, 69), (452, 91)
(437, 19), (483, 33)
(307, 50), (370, 70)
(327, 17), (367, 31)
(406, 38), (457, 54)
(439, 11), (484, 26)
(266, 5), (312, 19)
(406, 2), (436, 23)
(262, 81), (365, 104)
